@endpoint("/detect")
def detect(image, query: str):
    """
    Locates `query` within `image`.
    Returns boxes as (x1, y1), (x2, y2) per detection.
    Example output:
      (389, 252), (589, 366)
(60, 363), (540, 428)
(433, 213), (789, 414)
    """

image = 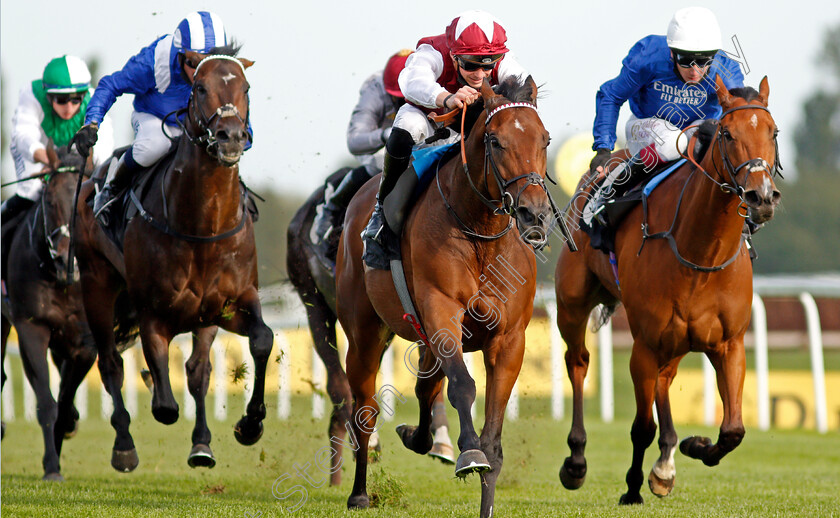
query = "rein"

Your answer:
(435, 102), (566, 246)
(639, 103), (779, 272)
